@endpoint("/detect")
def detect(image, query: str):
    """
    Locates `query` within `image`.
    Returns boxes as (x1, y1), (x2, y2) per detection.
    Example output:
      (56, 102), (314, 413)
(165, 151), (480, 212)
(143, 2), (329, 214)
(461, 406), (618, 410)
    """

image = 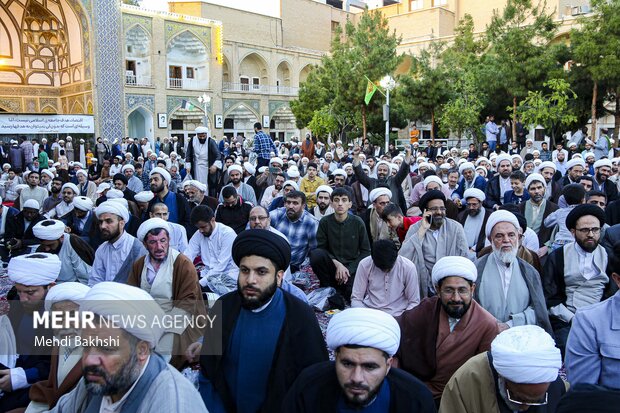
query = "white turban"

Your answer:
(511, 154), (522, 161)
(243, 162), (255, 175)
(150, 167), (171, 184)
(258, 166), (268, 174)
(23, 199), (40, 210)
(485, 210), (520, 238)
(188, 180), (207, 192)
(594, 159), (612, 169)
(33, 219), (66, 240)
(73, 196), (93, 212)
(332, 168), (346, 177)
(95, 200), (129, 223)
(458, 162), (475, 174)
(195, 126), (209, 134)
(137, 218), (171, 242)
(96, 183), (110, 194)
(315, 185), (333, 197)
(76, 169), (88, 178)
(121, 164), (135, 173)
(8, 253), (61, 286)
(282, 180), (299, 191)
(463, 188), (486, 202)
(45, 282), (90, 312)
(432, 256), (477, 286)
(81, 282), (165, 348)
(538, 161), (556, 172)
(62, 183), (79, 194)
(287, 168), (300, 178)
(41, 169), (54, 180)
(440, 163), (451, 170)
(584, 152), (595, 159)
(326, 308), (401, 357)
(475, 157), (489, 166)
(495, 154), (512, 167)
(566, 158), (586, 170)
(423, 175), (444, 189)
(2, 163), (10, 169)
(105, 189), (124, 199)
(369, 187), (392, 203)
(270, 157), (283, 166)
(376, 161), (390, 172)
(491, 325), (561, 384)
(134, 191), (155, 203)
(524, 173), (546, 190)
(228, 165), (243, 175)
